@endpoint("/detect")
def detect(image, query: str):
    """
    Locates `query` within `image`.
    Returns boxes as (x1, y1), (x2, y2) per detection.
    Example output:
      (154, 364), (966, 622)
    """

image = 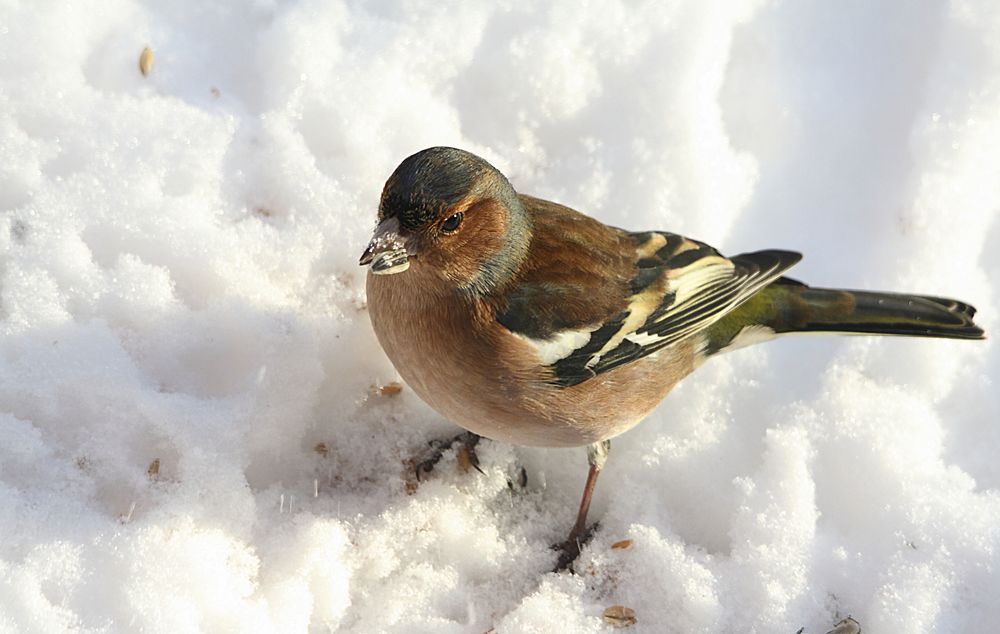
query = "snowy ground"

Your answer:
(1, 1), (999, 632)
